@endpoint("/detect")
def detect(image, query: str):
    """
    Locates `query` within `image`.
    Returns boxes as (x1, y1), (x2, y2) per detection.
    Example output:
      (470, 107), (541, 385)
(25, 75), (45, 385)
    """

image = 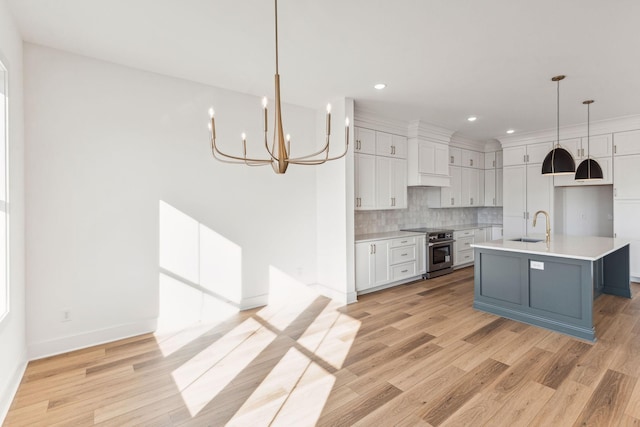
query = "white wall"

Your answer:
(554, 186), (614, 237)
(315, 98), (356, 303)
(0, 0), (27, 421)
(24, 44), (327, 358)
